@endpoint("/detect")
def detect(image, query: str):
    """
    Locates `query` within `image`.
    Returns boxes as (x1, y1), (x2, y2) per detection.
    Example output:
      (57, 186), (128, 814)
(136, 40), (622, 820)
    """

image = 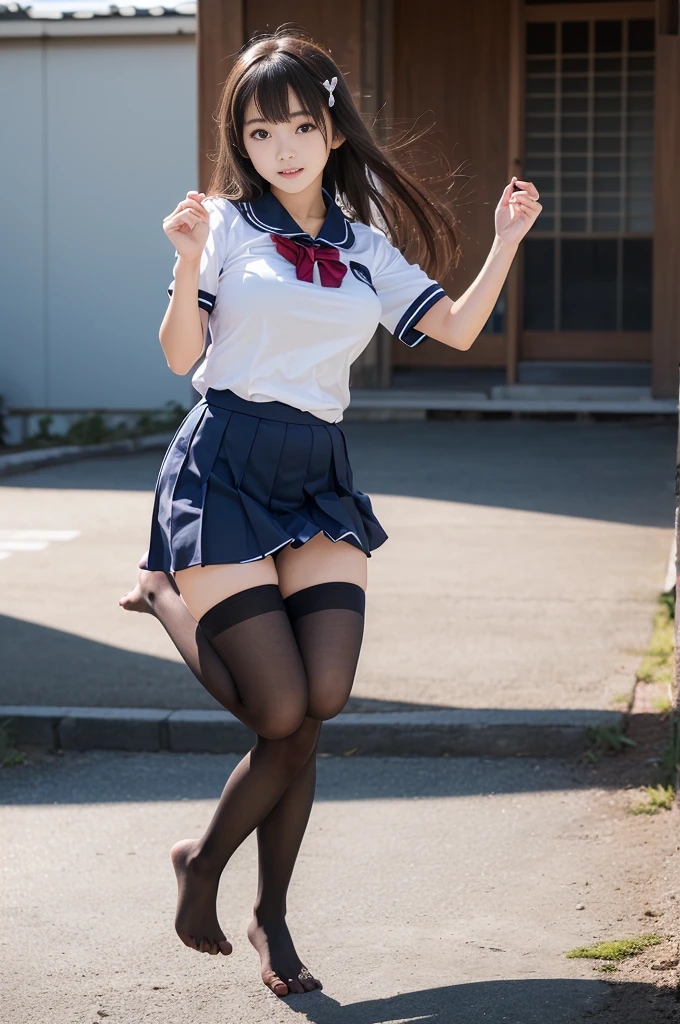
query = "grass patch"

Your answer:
(566, 934), (663, 962)
(636, 592), (675, 688)
(629, 783), (675, 815)
(0, 719), (26, 768)
(583, 723), (636, 763)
